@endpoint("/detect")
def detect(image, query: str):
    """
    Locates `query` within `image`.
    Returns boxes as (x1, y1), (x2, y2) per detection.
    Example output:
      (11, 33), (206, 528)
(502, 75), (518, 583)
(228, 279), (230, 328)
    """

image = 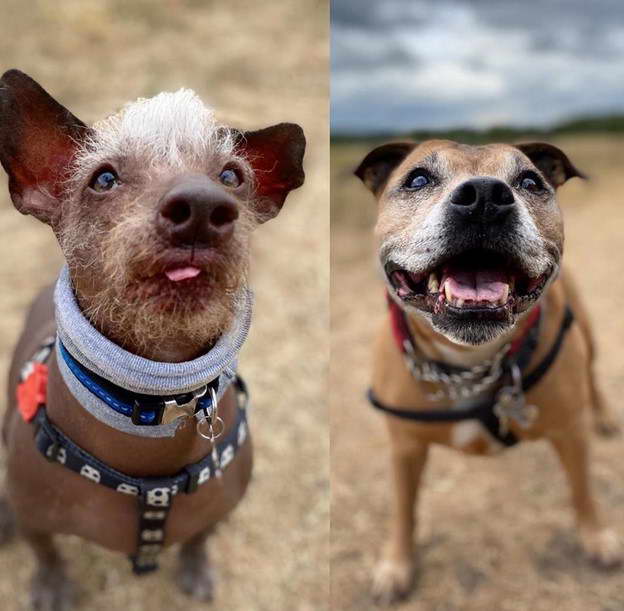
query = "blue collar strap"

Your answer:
(58, 340), (219, 426)
(53, 265), (253, 437)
